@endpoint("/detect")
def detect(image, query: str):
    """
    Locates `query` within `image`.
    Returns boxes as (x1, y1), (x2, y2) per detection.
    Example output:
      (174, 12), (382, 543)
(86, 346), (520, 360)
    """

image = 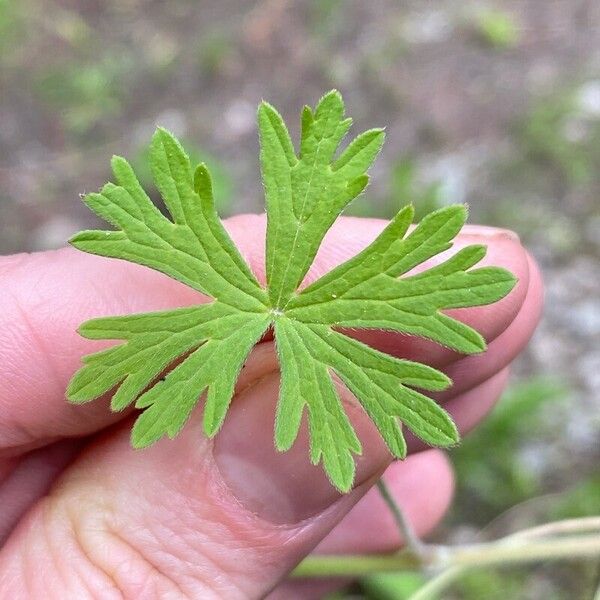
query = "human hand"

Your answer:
(0, 215), (542, 598)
